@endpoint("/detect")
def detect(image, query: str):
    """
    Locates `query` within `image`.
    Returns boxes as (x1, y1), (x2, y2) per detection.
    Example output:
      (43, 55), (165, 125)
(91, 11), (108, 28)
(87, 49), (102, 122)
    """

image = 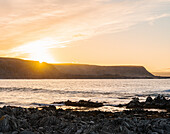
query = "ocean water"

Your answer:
(0, 79), (170, 111)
